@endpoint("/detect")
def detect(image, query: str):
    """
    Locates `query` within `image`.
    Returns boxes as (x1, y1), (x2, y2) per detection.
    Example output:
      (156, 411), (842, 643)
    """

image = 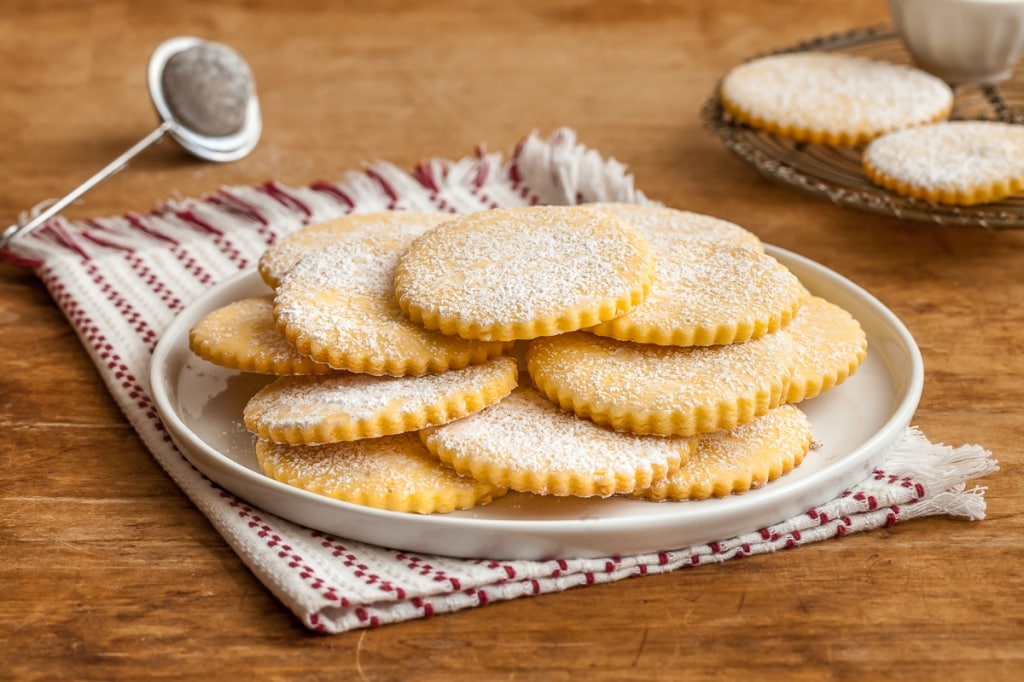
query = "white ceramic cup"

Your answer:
(888, 0), (1024, 83)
